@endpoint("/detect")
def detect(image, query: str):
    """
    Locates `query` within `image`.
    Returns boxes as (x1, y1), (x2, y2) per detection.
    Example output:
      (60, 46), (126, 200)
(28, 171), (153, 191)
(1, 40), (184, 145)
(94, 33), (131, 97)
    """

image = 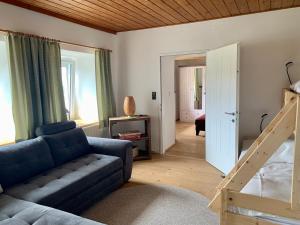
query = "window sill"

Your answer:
(0, 121), (99, 147)
(0, 140), (15, 147)
(74, 120), (99, 128)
